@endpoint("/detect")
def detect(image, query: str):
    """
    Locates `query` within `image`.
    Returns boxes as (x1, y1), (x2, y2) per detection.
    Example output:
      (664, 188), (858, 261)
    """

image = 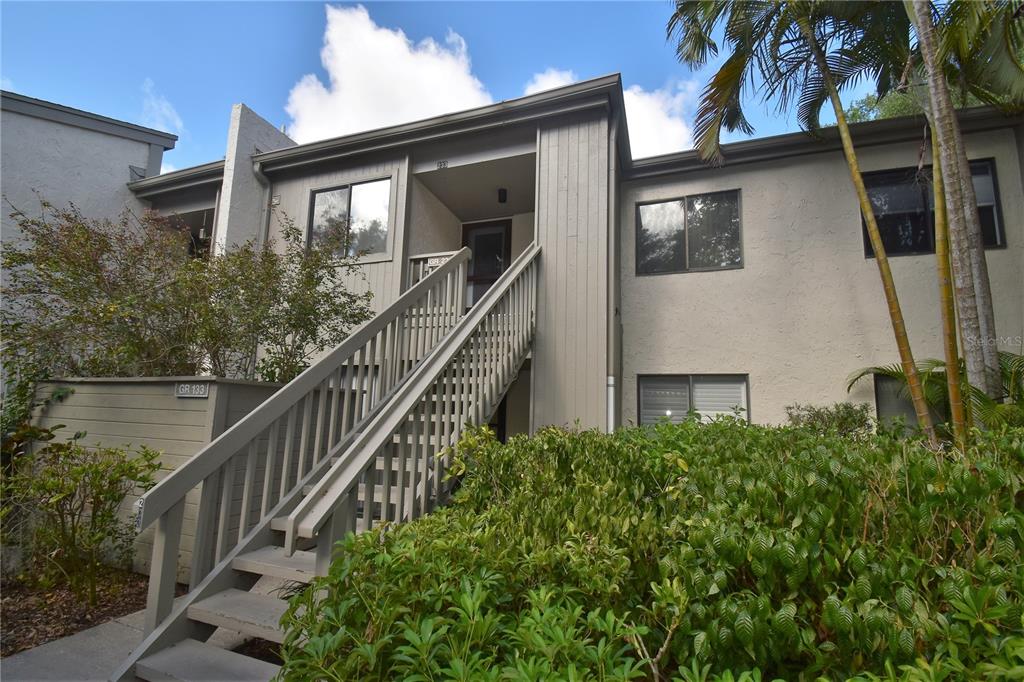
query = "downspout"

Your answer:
(253, 159), (272, 246)
(606, 115), (620, 434)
